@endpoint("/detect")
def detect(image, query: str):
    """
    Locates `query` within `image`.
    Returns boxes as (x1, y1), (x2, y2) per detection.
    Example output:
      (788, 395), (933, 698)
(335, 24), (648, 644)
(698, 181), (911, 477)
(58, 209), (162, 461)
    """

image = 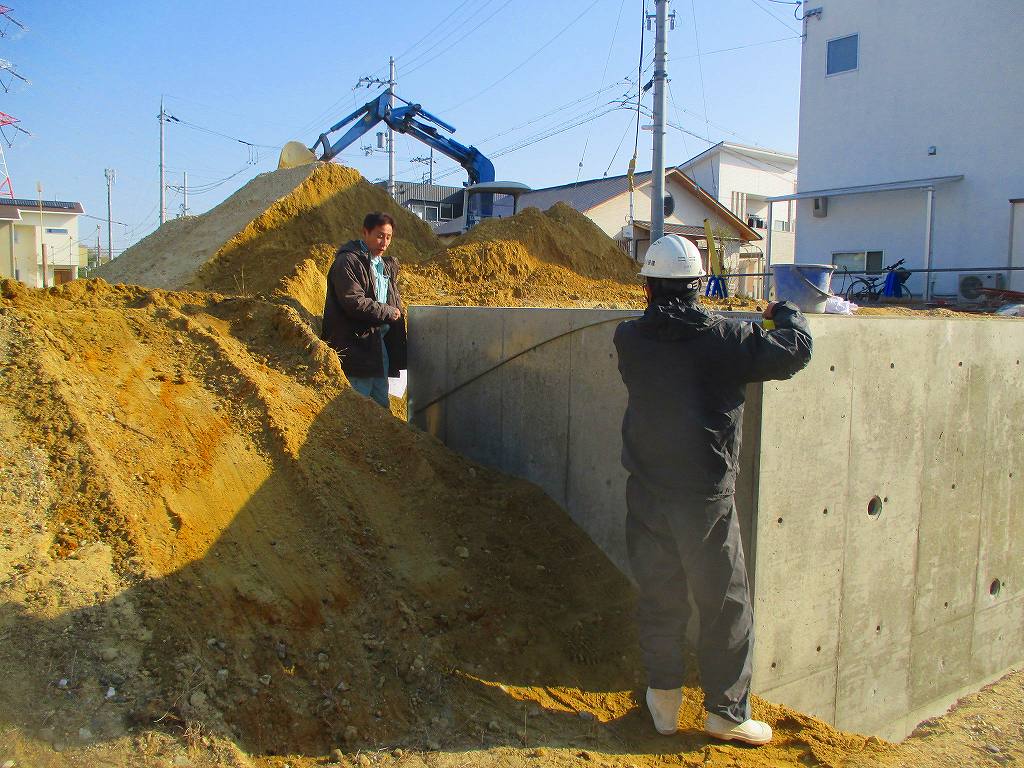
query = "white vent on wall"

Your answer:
(957, 273), (1005, 302)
